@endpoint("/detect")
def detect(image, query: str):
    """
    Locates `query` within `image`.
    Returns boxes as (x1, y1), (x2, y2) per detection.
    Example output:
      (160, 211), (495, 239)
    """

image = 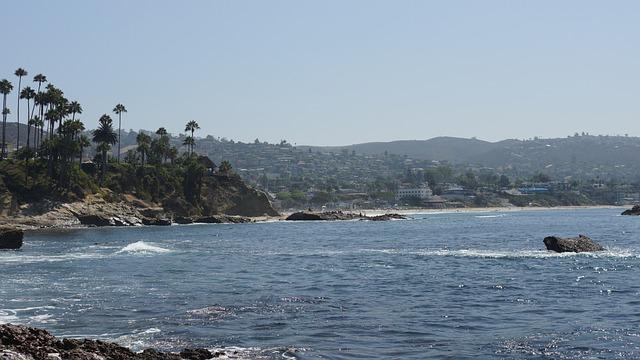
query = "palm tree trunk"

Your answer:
(26, 100), (31, 151)
(1, 94), (7, 159)
(16, 77), (21, 150)
(117, 114), (121, 163)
